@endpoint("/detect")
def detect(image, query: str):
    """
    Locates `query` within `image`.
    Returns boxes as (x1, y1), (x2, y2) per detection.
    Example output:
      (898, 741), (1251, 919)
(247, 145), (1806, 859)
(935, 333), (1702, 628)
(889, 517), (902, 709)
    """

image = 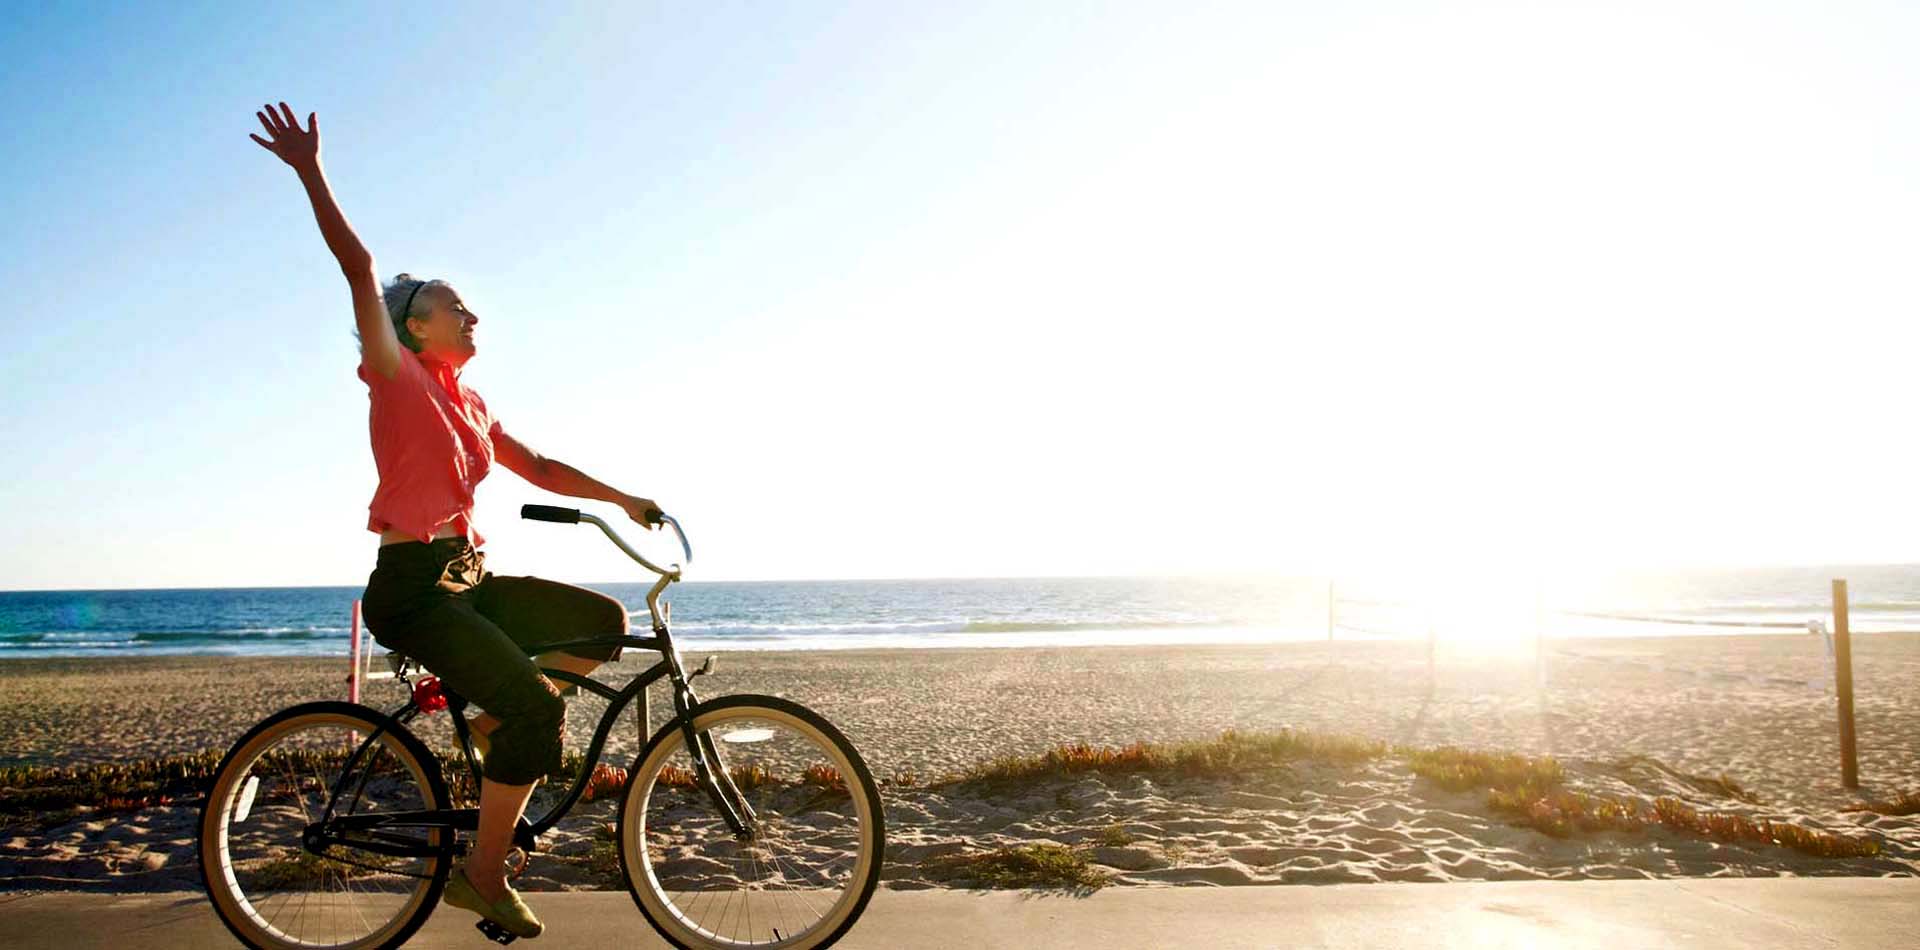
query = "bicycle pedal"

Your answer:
(474, 919), (518, 945)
